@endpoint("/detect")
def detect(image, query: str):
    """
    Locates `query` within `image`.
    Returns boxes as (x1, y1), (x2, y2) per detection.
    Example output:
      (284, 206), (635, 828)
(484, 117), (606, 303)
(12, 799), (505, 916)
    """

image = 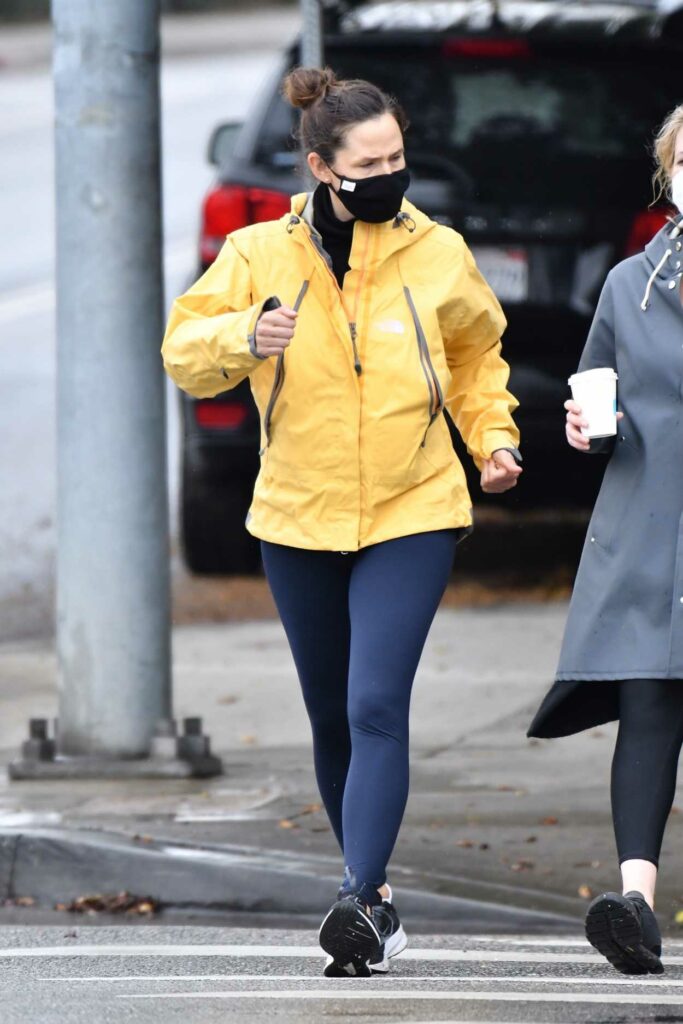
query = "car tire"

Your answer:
(181, 456), (261, 576)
